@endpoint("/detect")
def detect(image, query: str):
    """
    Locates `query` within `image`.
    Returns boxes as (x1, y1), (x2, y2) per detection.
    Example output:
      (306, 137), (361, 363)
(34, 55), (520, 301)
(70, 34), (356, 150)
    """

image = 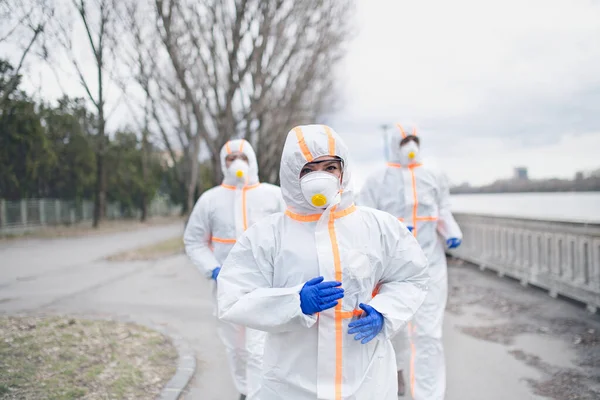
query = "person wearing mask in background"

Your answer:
(217, 124), (429, 400)
(358, 124), (463, 400)
(183, 139), (284, 400)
